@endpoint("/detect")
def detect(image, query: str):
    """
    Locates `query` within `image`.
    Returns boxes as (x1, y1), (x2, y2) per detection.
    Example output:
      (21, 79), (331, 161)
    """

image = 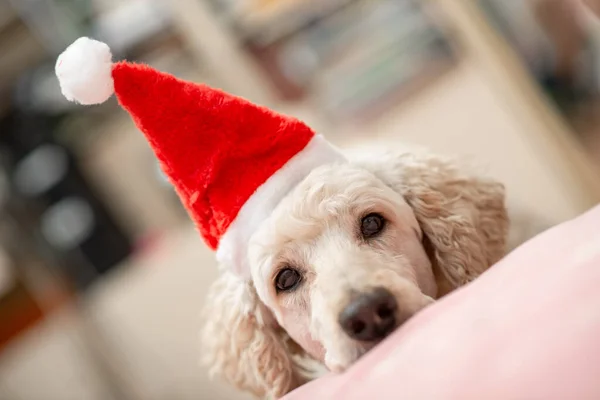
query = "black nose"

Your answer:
(338, 287), (398, 342)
